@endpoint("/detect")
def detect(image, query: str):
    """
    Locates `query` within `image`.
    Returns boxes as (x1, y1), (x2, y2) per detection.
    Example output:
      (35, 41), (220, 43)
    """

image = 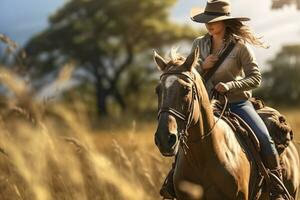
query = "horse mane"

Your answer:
(210, 99), (219, 108)
(165, 47), (186, 70)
